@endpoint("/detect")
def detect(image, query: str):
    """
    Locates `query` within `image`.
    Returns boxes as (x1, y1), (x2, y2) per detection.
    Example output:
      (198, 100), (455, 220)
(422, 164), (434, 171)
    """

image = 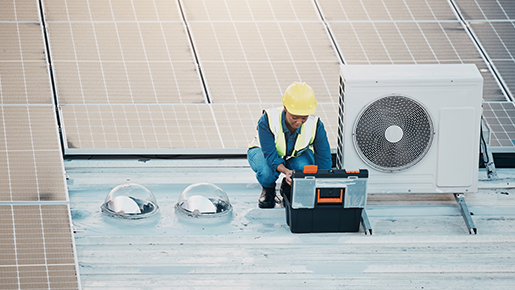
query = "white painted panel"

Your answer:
(436, 107), (476, 187)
